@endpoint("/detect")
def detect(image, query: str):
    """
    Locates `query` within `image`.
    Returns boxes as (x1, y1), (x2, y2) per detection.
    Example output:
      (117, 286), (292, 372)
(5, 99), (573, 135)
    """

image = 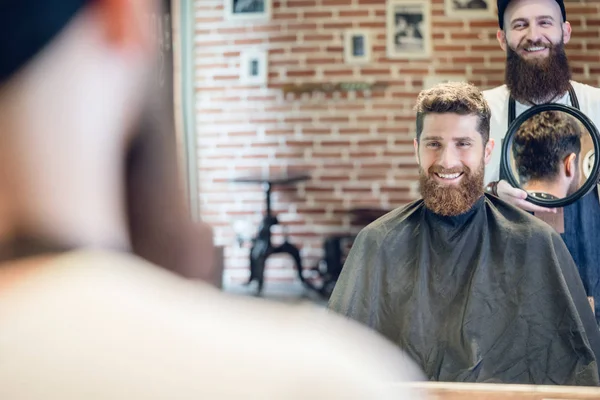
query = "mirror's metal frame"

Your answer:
(500, 103), (600, 208)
